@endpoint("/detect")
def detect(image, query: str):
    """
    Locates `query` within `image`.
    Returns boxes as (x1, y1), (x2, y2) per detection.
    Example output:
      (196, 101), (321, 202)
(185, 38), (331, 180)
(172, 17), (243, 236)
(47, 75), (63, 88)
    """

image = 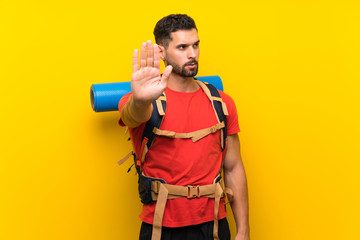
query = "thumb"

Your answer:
(161, 65), (173, 85)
